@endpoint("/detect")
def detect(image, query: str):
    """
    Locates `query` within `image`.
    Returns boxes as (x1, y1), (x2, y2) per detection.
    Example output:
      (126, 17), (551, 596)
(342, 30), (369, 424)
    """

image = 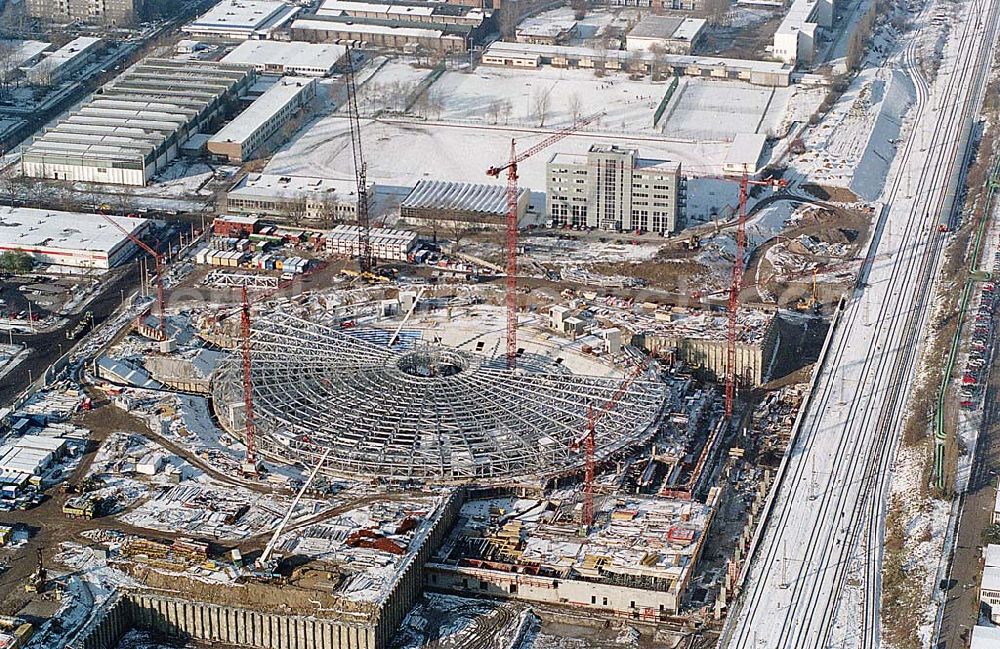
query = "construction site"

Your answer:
(1, 0), (984, 644)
